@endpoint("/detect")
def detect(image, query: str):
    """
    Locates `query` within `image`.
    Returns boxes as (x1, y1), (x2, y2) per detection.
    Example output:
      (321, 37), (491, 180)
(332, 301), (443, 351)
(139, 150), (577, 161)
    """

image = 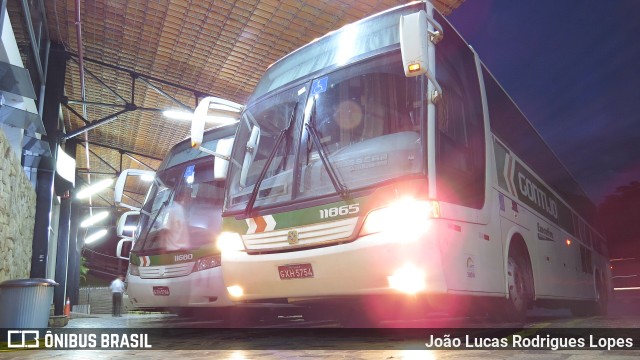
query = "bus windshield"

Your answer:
(226, 52), (426, 212)
(250, 3), (422, 102)
(132, 133), (234, 255)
